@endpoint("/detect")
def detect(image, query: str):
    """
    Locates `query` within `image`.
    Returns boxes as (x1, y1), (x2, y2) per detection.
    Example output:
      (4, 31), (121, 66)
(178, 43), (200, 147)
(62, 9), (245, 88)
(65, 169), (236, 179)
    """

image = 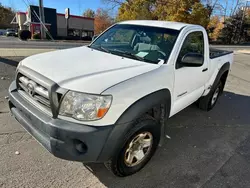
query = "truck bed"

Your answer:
(210, 48), (233, 59)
